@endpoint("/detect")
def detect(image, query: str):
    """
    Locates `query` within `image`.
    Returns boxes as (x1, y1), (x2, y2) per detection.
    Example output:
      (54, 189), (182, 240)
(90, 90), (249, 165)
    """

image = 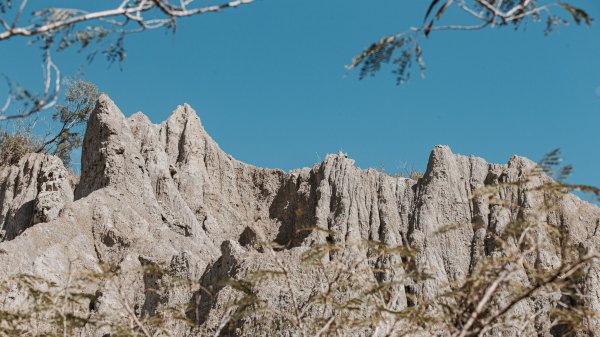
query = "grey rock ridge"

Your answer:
(0, 94), (599, 336)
